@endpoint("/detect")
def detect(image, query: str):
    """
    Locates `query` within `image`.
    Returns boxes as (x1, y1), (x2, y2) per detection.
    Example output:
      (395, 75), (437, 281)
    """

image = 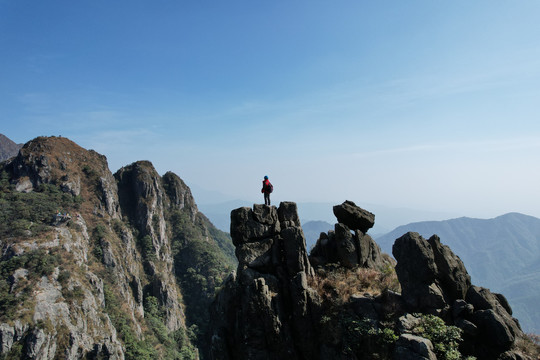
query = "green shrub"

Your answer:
(412, 314), (474, 360)
(57, 270), (71, 285)
(139, 235), (156, 262)
(0, 175), (81, 238)
(92, 225), (107, 260)
(62, 285), (85, 302)
(105, 284), (196, 360)
(104, 284), (157, 360)
(167, 208), (235, 354)
(0, 341), (23, 359)
(0, 249), (61, 320)
(340, 313), (398, 357)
